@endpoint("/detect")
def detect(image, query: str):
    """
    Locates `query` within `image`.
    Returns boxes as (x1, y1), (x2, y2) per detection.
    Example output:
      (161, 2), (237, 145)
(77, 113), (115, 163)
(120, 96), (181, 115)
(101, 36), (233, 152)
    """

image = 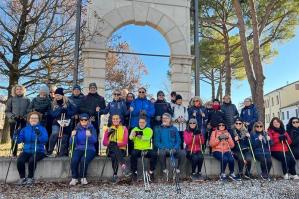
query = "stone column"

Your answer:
(82, 48), (107, 96)
(170, 56), (193, 106)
